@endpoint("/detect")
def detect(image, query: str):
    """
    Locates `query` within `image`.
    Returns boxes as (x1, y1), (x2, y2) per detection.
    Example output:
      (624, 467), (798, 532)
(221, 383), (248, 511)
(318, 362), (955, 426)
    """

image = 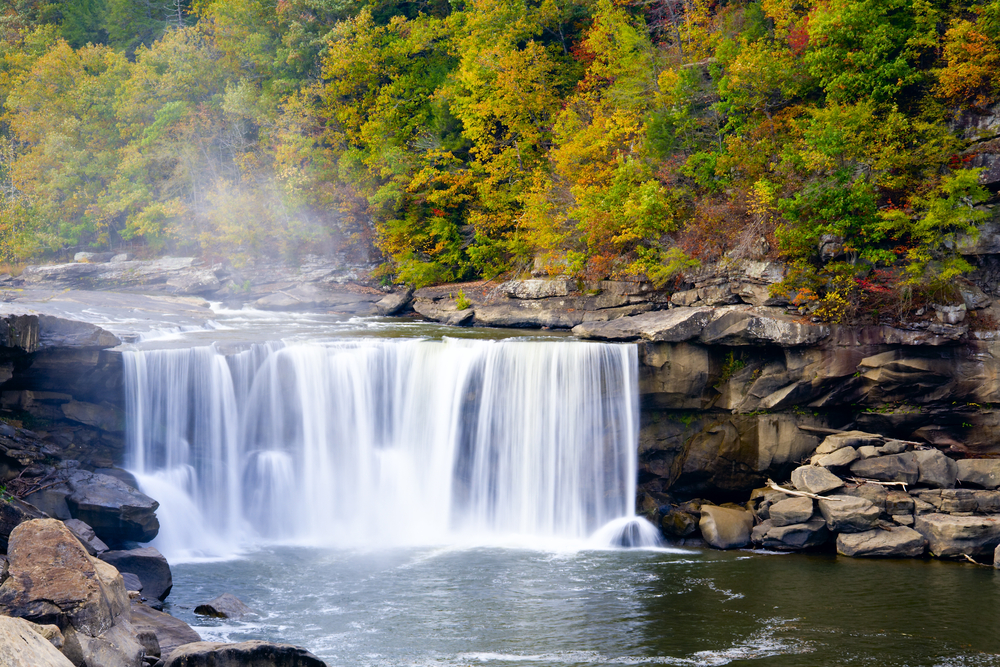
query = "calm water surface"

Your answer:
(162, 545), (1000, 667)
